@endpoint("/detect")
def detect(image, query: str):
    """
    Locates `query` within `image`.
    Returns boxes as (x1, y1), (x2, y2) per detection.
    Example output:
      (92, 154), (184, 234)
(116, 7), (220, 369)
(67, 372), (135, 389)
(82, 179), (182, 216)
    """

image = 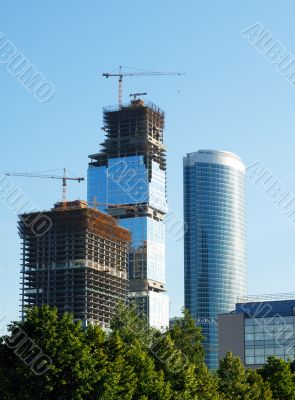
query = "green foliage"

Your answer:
(259, 356), (295, 400)
(168, 309), (205, 365)
(218, 352), (251, 400)
(217, 352), (273, 400)
(0, 306), (291, 399)
(0, 306), (106, 399)
(246, 369), (273, 400)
